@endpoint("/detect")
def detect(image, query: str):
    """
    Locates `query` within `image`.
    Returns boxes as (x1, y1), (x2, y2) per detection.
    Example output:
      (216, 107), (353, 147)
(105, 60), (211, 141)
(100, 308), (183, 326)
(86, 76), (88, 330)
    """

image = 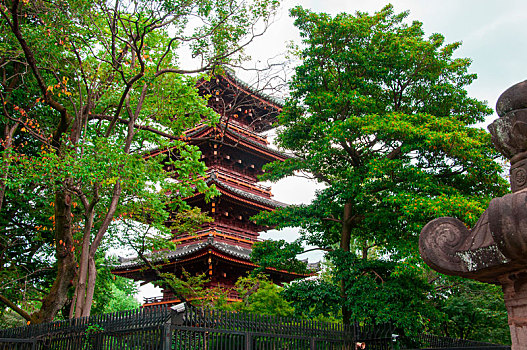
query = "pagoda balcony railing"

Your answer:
(143, 295), (178, 305)
(172, 228), (262, 248)
(198, 224), (263, 239)
(210, 164), (257, 183)
(208, 162), (261, 182)
(173, 227), (255, 240)
(209, 220), (264, 236)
